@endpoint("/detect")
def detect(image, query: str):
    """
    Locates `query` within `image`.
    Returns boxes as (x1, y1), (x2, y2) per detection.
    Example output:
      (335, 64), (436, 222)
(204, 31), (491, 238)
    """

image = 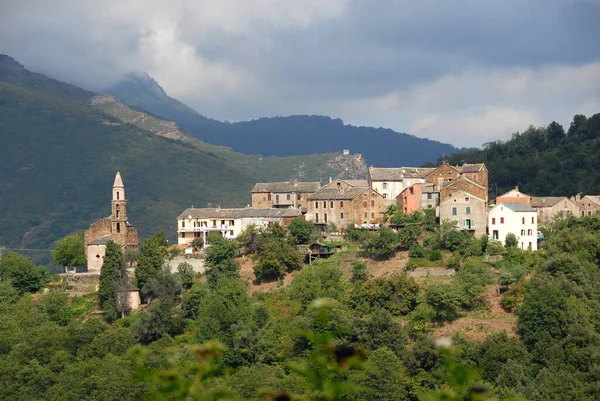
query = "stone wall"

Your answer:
(440, 178), (487, 203)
